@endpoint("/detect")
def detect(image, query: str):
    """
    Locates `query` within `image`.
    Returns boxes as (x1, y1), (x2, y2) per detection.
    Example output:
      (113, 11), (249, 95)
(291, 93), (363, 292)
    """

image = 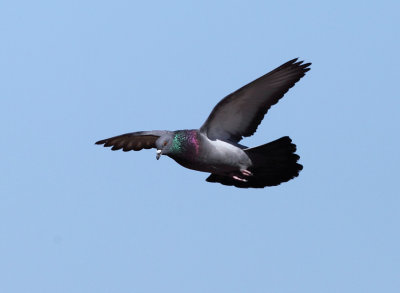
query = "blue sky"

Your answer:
(1, 1), (399, 292)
